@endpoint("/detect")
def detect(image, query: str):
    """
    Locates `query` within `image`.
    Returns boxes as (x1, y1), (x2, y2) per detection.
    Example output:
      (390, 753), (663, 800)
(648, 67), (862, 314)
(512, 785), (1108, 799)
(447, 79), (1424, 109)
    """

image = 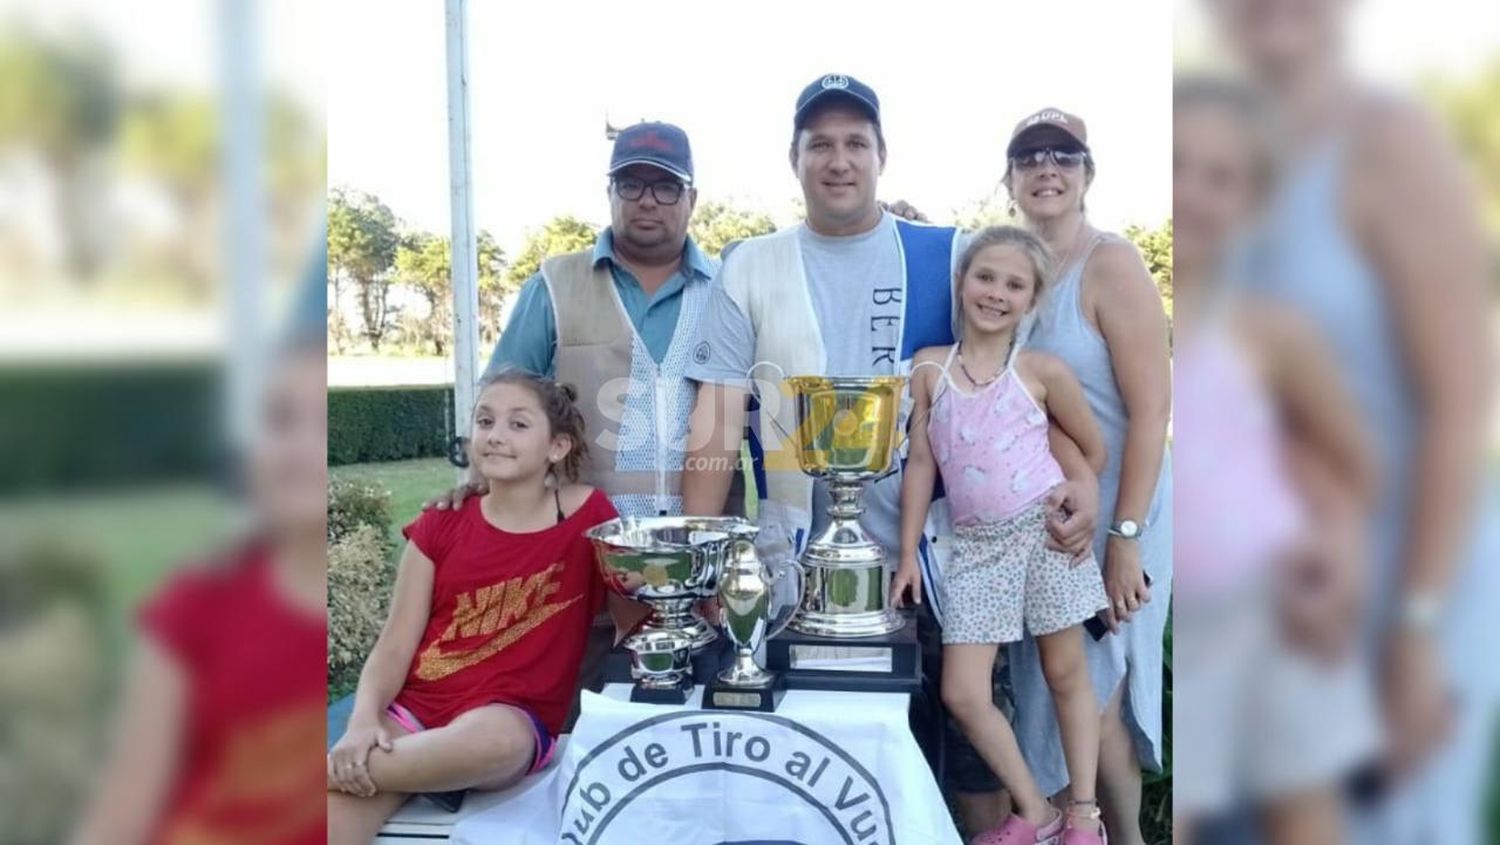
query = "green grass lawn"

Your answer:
(327, 449), (756, 542)
(0, 483), (236, 633)
(330, 456), (458, 546)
